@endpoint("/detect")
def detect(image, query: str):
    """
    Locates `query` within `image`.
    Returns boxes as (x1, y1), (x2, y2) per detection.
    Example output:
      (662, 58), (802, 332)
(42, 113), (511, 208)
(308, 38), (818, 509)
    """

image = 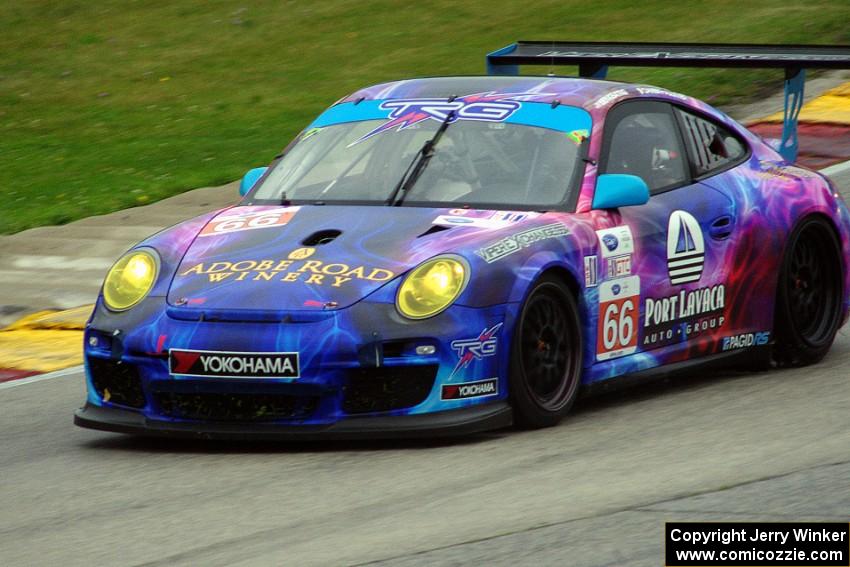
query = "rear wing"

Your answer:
(486, 41), (850, 162)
